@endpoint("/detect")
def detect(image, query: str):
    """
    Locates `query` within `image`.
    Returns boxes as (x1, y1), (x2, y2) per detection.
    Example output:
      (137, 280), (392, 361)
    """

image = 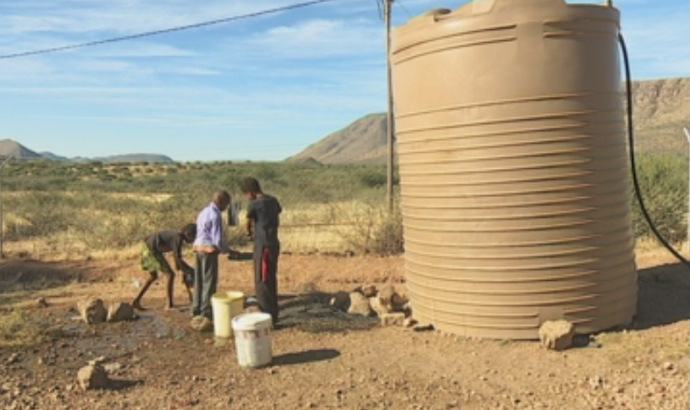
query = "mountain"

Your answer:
(0, 139), (174, 163)
(630, 77), (690, 153)
(84, 154), (174, 164)
(290, 77), (690, 164)
(39, 152), (69, 161)
(0, 139), (44, 160)
(289, 113), (388, 164)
